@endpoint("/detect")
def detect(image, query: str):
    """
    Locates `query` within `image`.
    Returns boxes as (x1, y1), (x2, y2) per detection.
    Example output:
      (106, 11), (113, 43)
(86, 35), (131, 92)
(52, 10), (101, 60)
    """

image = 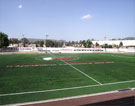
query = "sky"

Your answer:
(0, 0), (135, 41)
